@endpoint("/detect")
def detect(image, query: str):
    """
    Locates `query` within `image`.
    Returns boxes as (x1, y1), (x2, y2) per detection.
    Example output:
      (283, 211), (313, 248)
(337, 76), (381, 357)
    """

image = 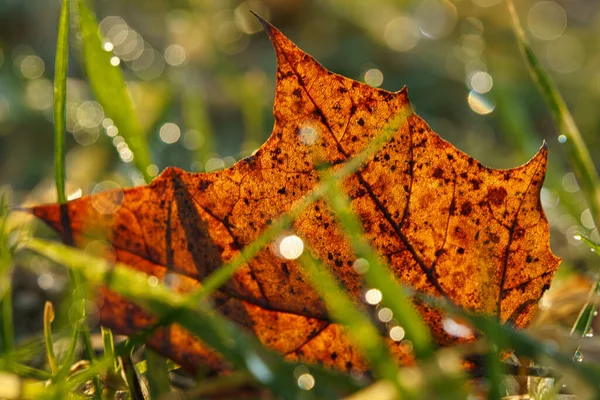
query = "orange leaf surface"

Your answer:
(32, 20), (560, 374)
